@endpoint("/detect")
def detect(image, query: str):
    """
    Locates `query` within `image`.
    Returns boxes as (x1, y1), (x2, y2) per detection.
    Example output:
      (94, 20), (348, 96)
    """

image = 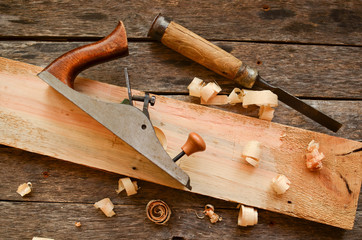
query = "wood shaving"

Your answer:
(201, 95), (228, 105)
(242, 141), (261, 167)
(228, 88), (244, 105)
(238, 205), (258, 227)
(154, 126), (167, 150)
(305, 140), (324, 171)
(200, 82), (222, 102)
(272, 174), (291, 194)
(242, 90), (278, 108)
(146, 200), (171, 225)
(258, 105), (275, 121)
(17, 182), (32, 197)
(187, 77), (205, 97)
(203, 204), (222, 223)
(115, 177), (138, 196)
(94, 198), (116, 217)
